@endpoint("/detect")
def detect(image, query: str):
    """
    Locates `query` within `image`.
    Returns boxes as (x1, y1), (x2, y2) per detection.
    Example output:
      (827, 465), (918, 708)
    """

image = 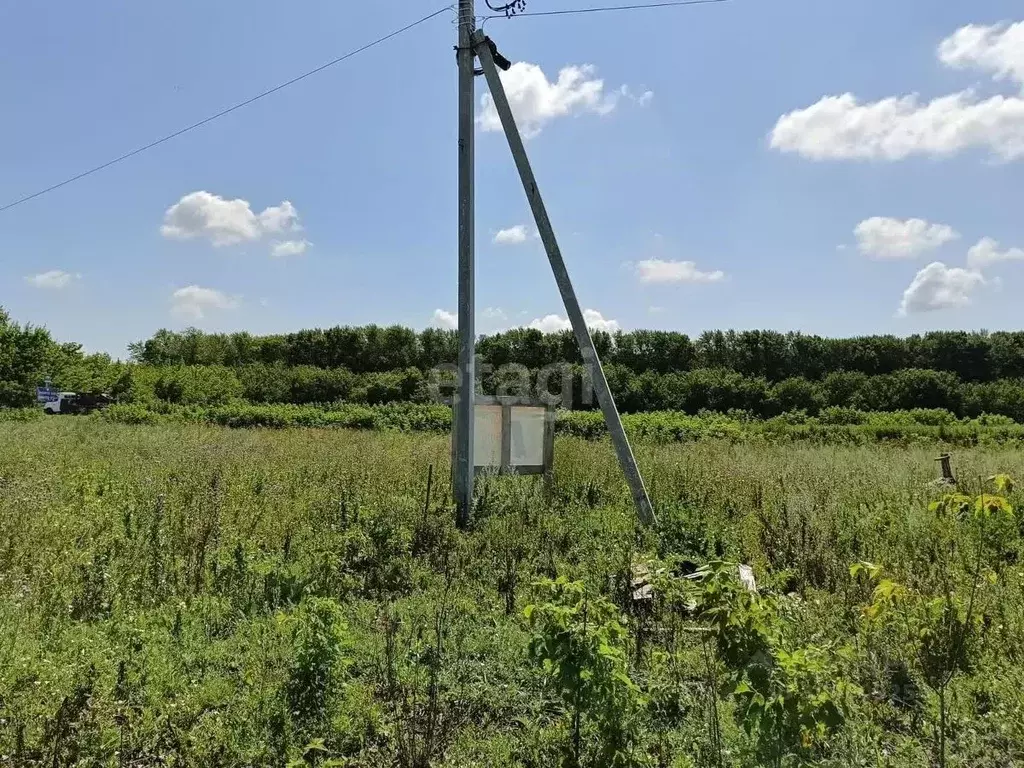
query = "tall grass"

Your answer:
(2, 420), (1024, 765)
(90, 400), (1024, 447)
